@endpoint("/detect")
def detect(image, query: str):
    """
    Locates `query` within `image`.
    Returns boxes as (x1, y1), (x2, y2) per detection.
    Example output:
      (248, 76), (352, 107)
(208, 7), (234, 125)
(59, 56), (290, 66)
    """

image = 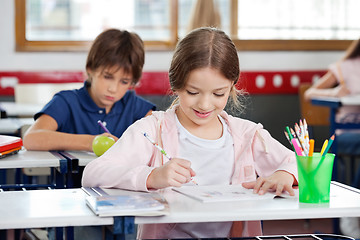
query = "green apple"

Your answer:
(92, 135), (116, 156)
